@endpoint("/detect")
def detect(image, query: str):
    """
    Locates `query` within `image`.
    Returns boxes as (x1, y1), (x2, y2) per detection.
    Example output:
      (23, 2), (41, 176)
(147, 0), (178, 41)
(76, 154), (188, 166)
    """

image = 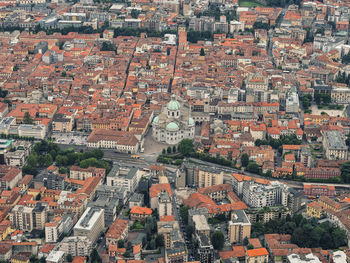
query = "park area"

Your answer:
(239, 0), (265, 7)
